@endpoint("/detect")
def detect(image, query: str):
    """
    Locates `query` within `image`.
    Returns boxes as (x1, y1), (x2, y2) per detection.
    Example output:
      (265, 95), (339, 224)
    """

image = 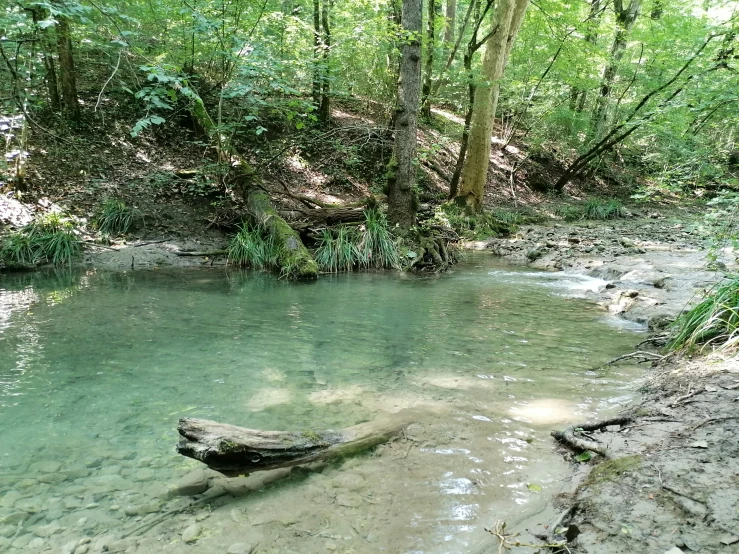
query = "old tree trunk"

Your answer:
(453, 0), (528, 212)
(386, 0), (423, 229)
(177, 410), (417, 475)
